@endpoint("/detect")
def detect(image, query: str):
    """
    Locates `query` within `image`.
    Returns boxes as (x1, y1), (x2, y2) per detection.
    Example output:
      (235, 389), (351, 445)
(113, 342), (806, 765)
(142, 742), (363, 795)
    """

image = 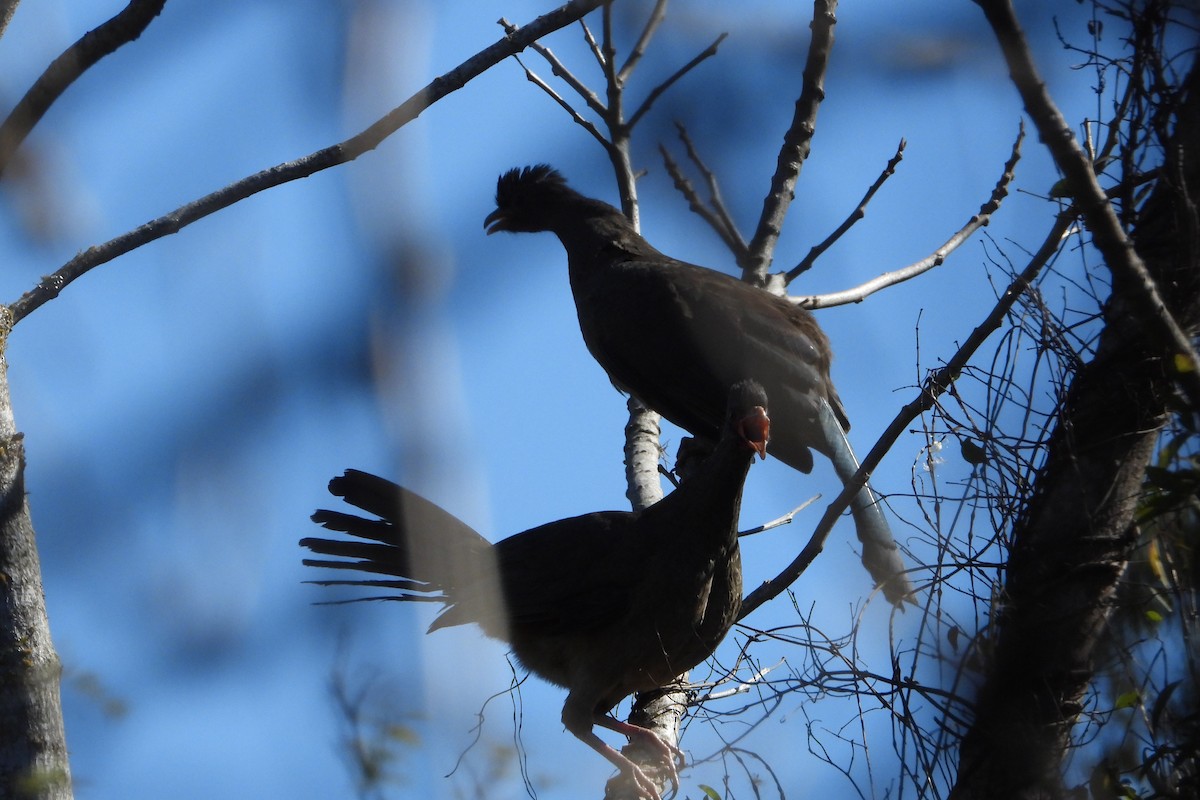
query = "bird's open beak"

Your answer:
(483, 209), (506, 235)
(739, 407), (770, 460)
